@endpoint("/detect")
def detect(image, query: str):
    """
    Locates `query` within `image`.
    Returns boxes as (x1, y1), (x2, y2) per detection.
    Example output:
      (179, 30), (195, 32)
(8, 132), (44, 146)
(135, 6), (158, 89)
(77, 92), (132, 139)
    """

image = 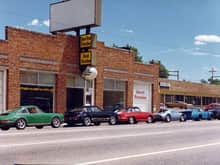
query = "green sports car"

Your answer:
(0, 105), (64, 130)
